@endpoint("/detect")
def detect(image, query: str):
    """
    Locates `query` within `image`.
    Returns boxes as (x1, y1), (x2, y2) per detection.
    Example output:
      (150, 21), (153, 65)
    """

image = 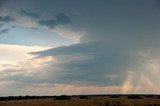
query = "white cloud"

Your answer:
(53, 25), (86, 42)
(0, 44), (50, 64)
(0, 44), (51, 77)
